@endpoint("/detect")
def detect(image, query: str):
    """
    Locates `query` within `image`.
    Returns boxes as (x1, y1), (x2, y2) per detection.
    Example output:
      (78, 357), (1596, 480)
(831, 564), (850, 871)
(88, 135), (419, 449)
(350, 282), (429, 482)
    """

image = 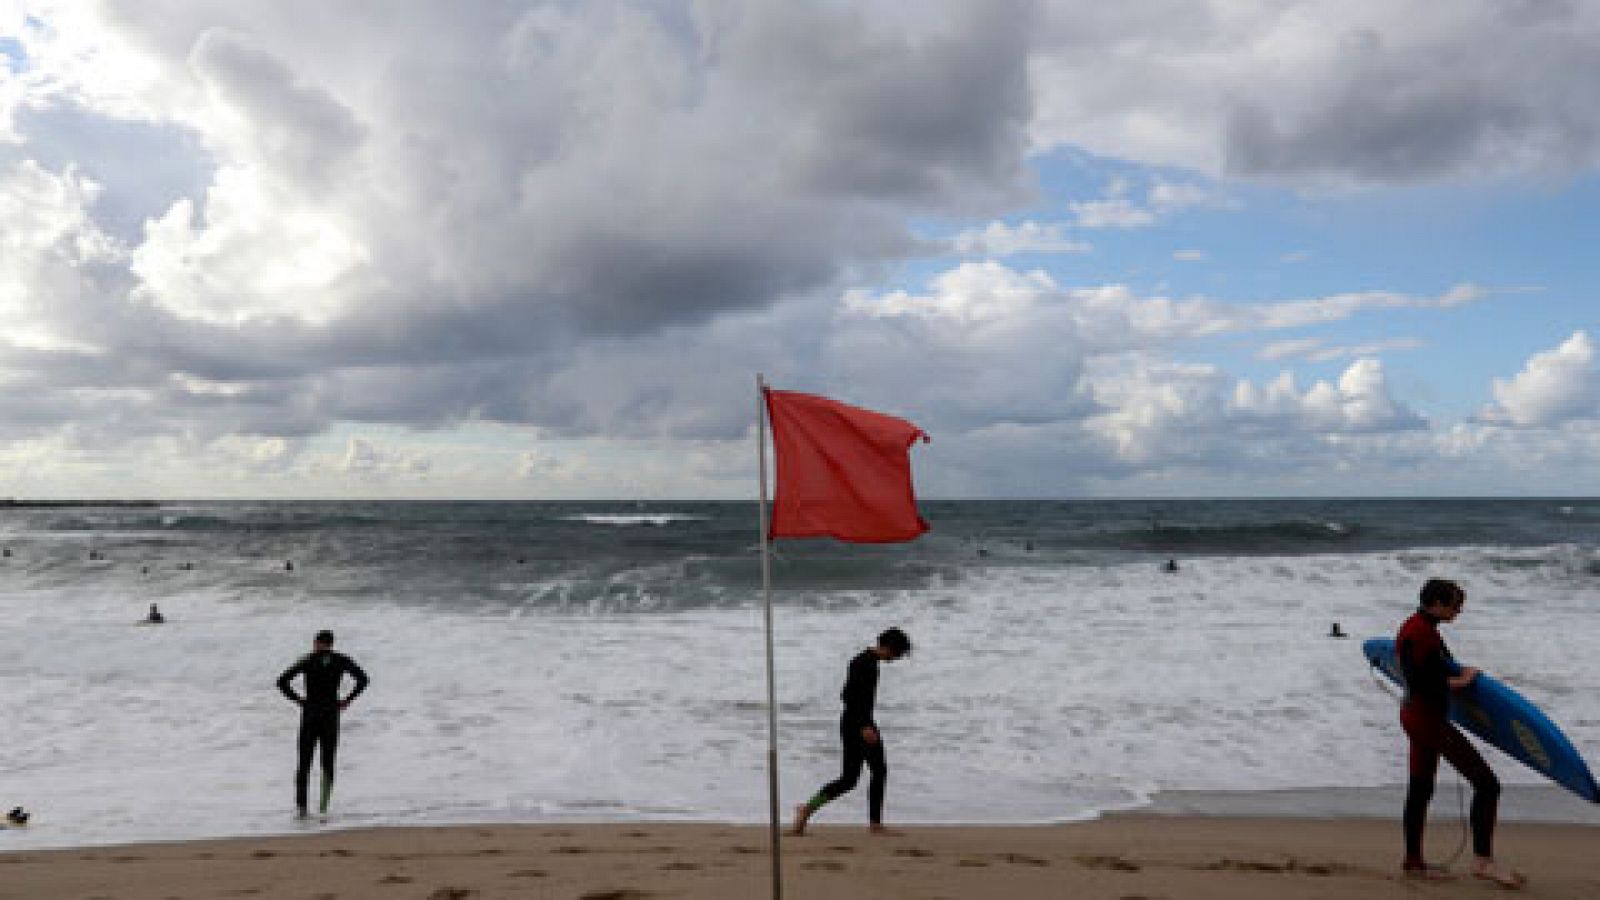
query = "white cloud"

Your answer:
(339, 437), (431, 479)
(1485, 330), (1598, 426)
(1259, 338), (1324, 361)
(1258, 336), (1423, 362)
(1070, 177), (1157, 228)
(1172, 249), (1206, 262)
(951, 219), (1089, 256)
(1069, 175), (1229, 230)
(1083, 355), (1423, 466)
